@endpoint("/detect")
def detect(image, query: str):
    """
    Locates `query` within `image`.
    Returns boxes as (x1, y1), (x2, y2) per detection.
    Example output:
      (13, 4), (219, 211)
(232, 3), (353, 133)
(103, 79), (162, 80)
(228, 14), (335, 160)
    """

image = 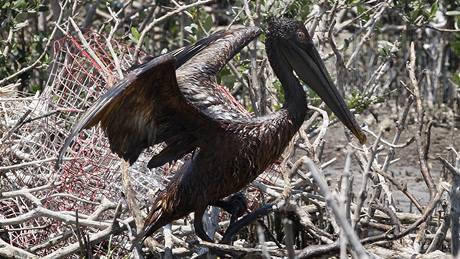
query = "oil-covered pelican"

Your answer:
(57, 17), (366, 243)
